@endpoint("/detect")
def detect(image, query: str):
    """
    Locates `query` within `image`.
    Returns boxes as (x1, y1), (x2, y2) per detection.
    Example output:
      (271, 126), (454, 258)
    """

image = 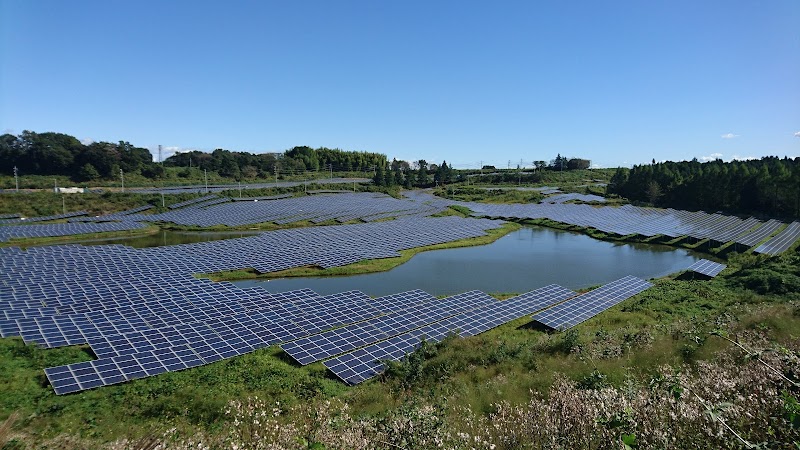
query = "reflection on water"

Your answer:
(73, 230), (263, 248)
(234, 226), (704, 297)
